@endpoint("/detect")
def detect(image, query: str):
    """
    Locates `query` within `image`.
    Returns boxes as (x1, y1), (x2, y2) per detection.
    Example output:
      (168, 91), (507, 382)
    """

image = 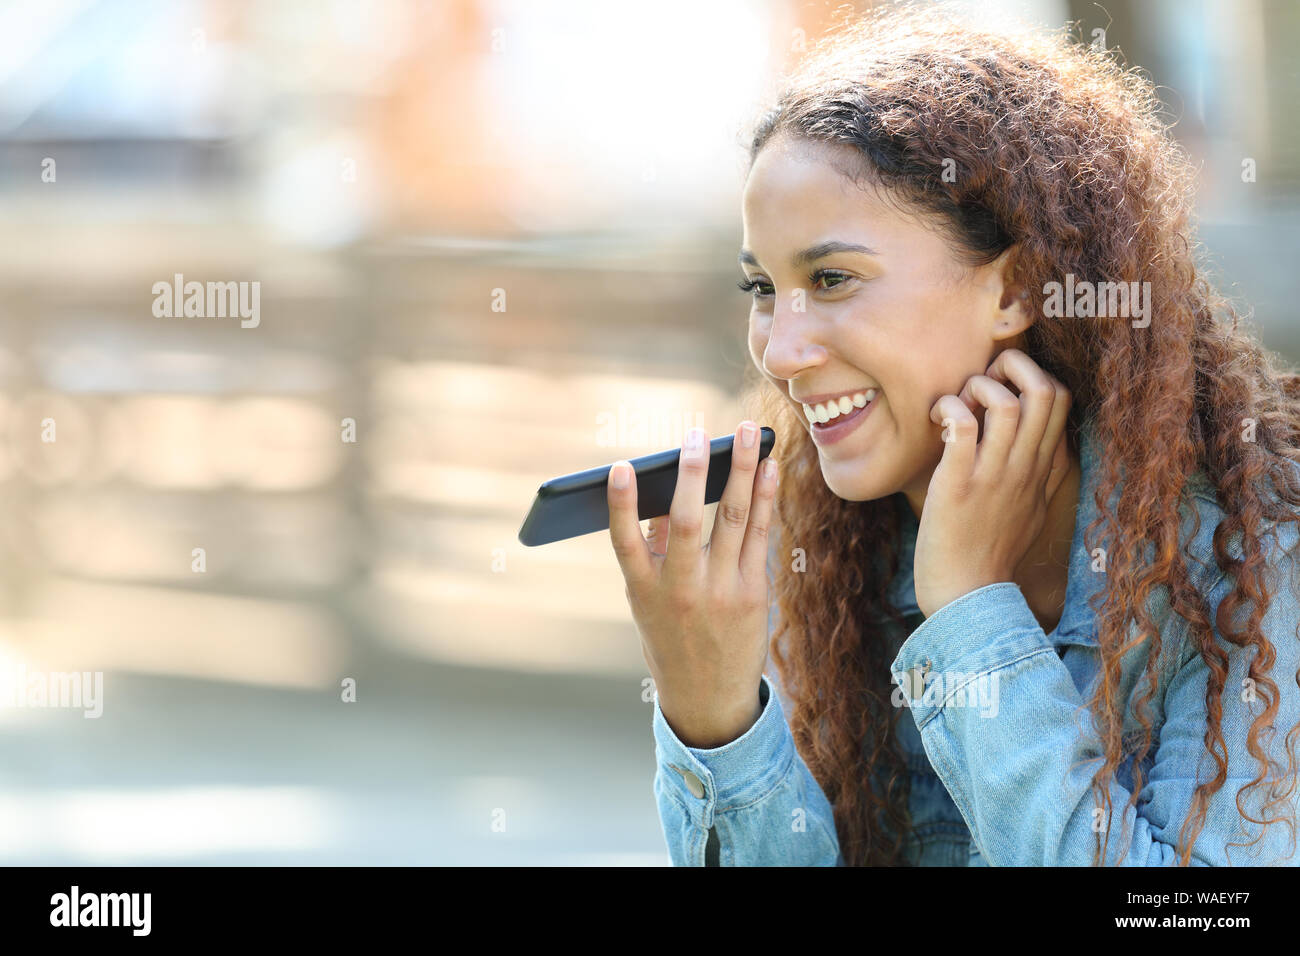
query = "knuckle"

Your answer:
(621, 568), (650, 596)
(666, 584), (700, 614)
(680, 452), (708, 473)
(718, 500), (749, 529)
(669, 512), (700, 537)
(953, 417), (978, 440)
(1026, 381), (1055, 402)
